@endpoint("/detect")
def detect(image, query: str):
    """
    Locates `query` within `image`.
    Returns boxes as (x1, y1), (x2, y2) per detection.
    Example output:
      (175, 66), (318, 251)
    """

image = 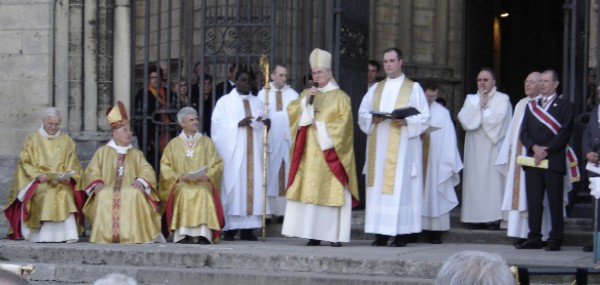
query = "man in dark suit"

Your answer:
(518, 69), (574, 251)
